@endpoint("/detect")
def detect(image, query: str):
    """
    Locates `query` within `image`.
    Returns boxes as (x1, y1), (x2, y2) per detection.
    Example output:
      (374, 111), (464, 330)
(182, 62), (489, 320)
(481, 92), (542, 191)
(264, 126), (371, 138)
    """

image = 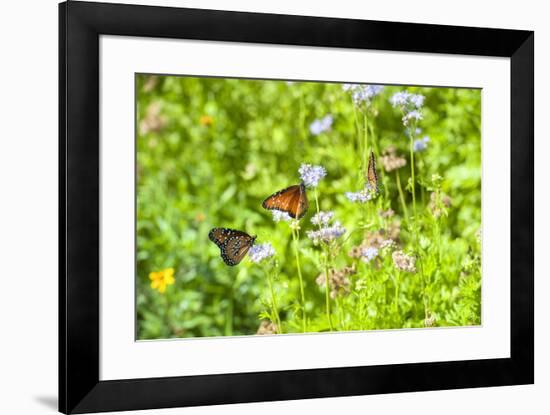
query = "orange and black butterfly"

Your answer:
(262, 182), (309, 219)
(367, 150), (379, 194)
(208, 228), (256, 266)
